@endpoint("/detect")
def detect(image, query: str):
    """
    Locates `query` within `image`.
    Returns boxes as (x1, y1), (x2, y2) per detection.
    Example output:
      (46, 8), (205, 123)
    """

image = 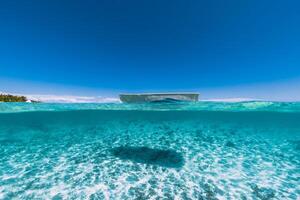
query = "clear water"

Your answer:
(0, 102), (299, 199)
